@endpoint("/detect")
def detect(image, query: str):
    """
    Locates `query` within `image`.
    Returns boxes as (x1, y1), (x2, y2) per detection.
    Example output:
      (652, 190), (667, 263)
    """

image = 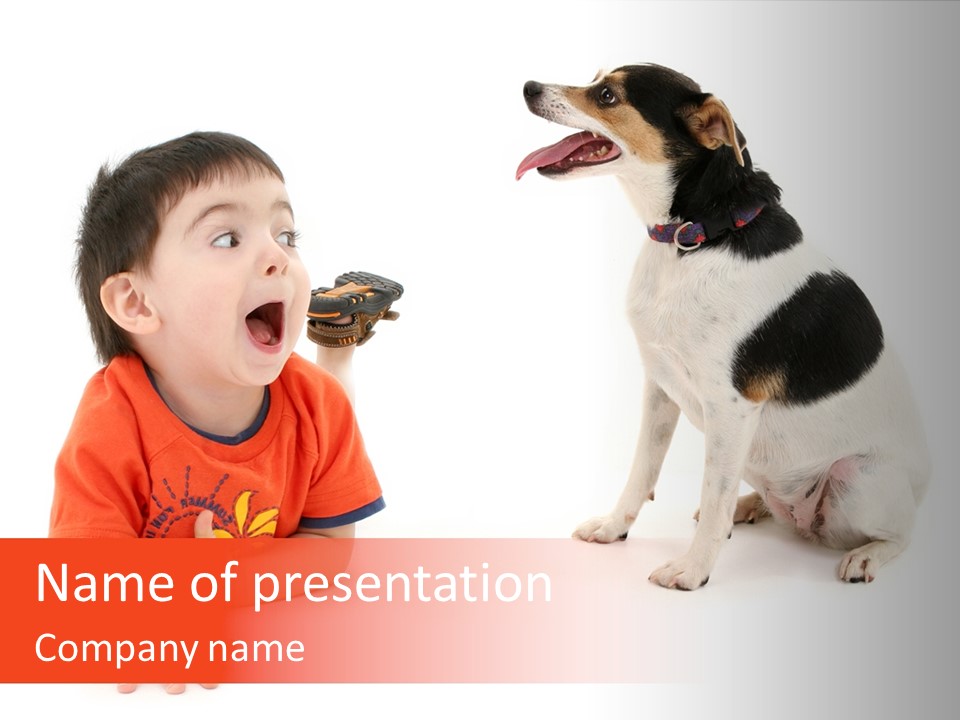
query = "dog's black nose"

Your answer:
(523, 80), (543, 99)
